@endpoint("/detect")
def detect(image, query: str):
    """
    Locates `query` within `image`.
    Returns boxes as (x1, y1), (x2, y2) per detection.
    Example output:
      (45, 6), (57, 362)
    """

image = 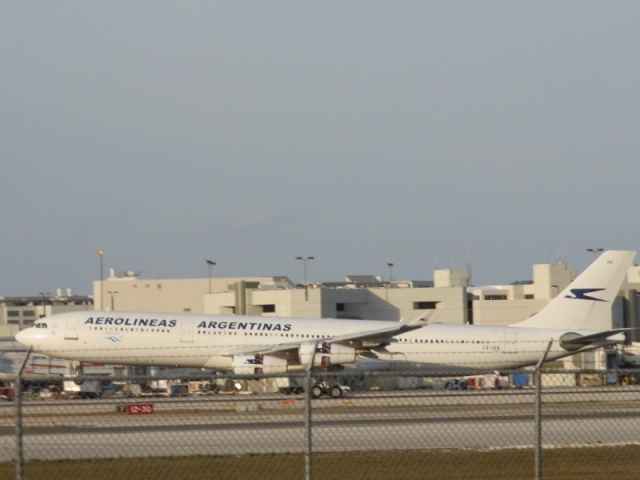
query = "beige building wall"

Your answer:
(206, 287), (368, 319)
(354, 286), (468, 324)
(0, 297), (92, 339)
(470, 262), (576, 327)
(434, 268), (470, 288)
(254, 287), (365, 318)
(0, 303), (39, 329)
(205, 283), (468, 324)
(94, 277), (210, 313)
(628, 265), (640, 284)
(623, 265), (640, 341)
(94, 274), (291, 313)
(532, 263), (575, 300)
(472, 299), (549, 326)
